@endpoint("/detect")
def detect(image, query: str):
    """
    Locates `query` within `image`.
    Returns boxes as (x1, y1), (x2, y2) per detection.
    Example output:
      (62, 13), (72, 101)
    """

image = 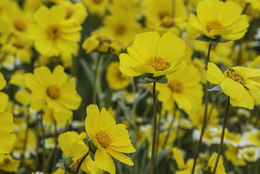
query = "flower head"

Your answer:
(188, 0), (249, 40)
(207, 62), (260, 109)
(85, 105), (136, 174)
(119, 31), (186, 77)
